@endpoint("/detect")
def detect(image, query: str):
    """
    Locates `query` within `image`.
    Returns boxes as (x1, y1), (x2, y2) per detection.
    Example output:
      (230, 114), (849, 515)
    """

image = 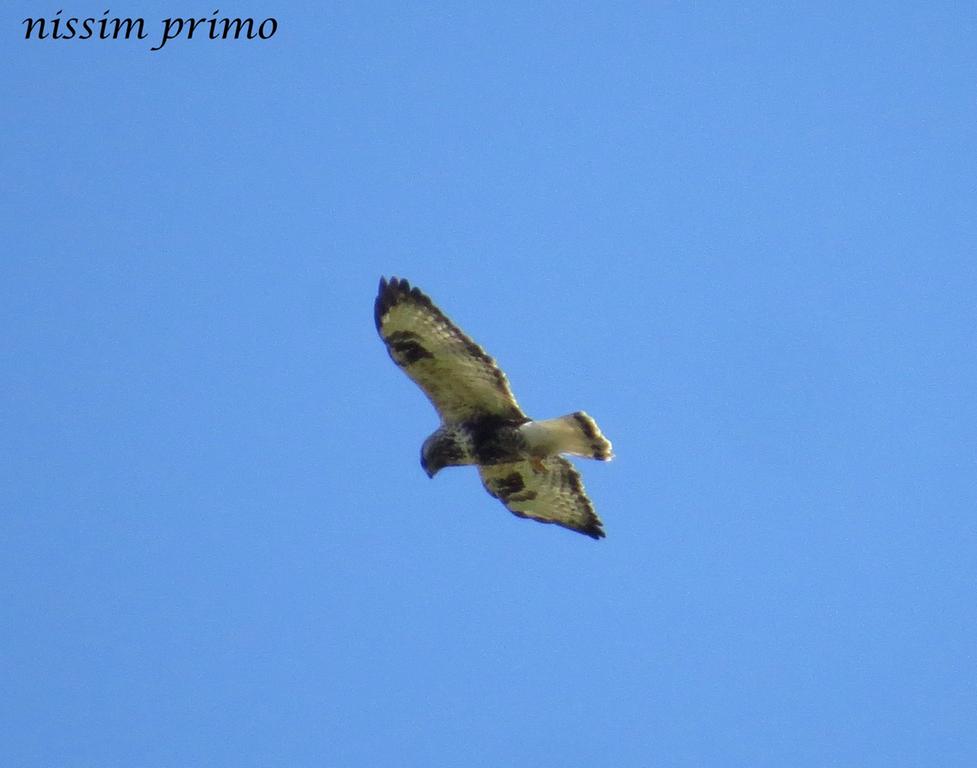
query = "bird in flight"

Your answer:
(375, 277), (613, 539)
